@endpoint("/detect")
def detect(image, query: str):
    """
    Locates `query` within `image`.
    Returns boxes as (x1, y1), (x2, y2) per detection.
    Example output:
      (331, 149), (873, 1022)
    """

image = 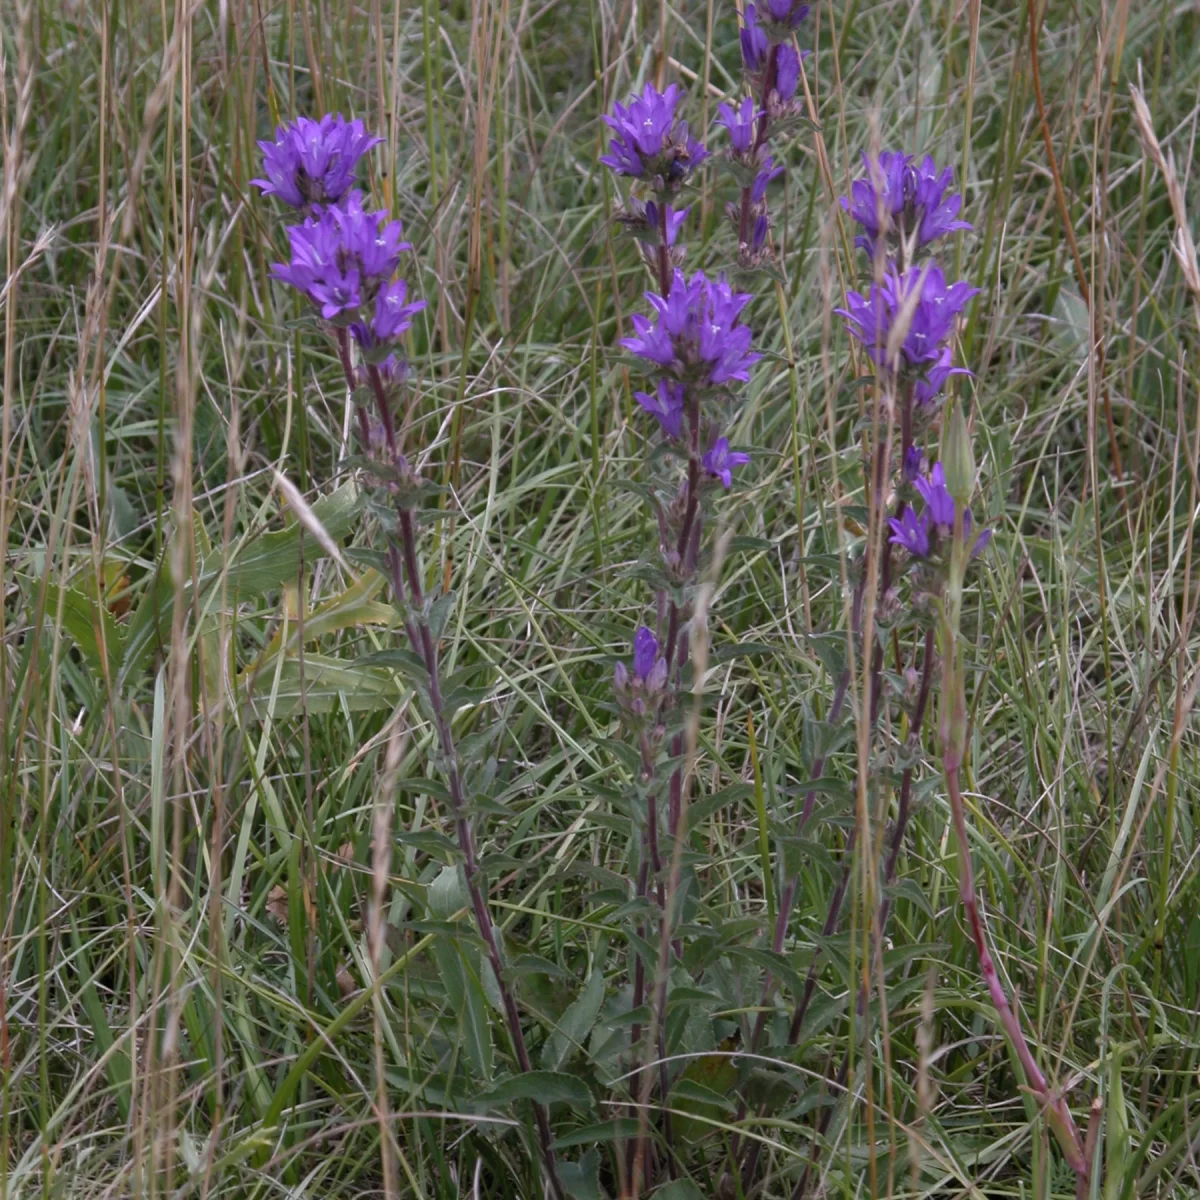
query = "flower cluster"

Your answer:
(623, 269), (760, 393)
(838, 150), (975, 410)
(841, 151), (972, 265)
(837, 263), (979, 393)
(601, 83), (708, 193)
(613, 626), (668, 718)
(889, 462), (991, 561)
(740, 5), (806, 113)
(260, 117), (425, 407)
(623, 271), (757, 489)
(602, 82), (709, 284)
(253, 114), (382, 212)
